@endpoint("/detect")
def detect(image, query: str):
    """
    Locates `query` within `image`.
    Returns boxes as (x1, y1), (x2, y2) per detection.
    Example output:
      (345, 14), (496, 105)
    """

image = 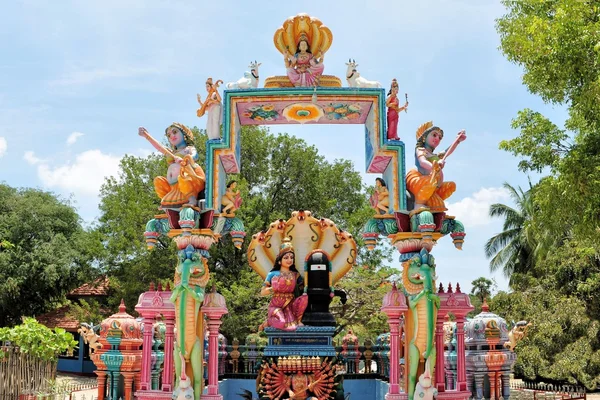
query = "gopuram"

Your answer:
(113, 12), (523, 400)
